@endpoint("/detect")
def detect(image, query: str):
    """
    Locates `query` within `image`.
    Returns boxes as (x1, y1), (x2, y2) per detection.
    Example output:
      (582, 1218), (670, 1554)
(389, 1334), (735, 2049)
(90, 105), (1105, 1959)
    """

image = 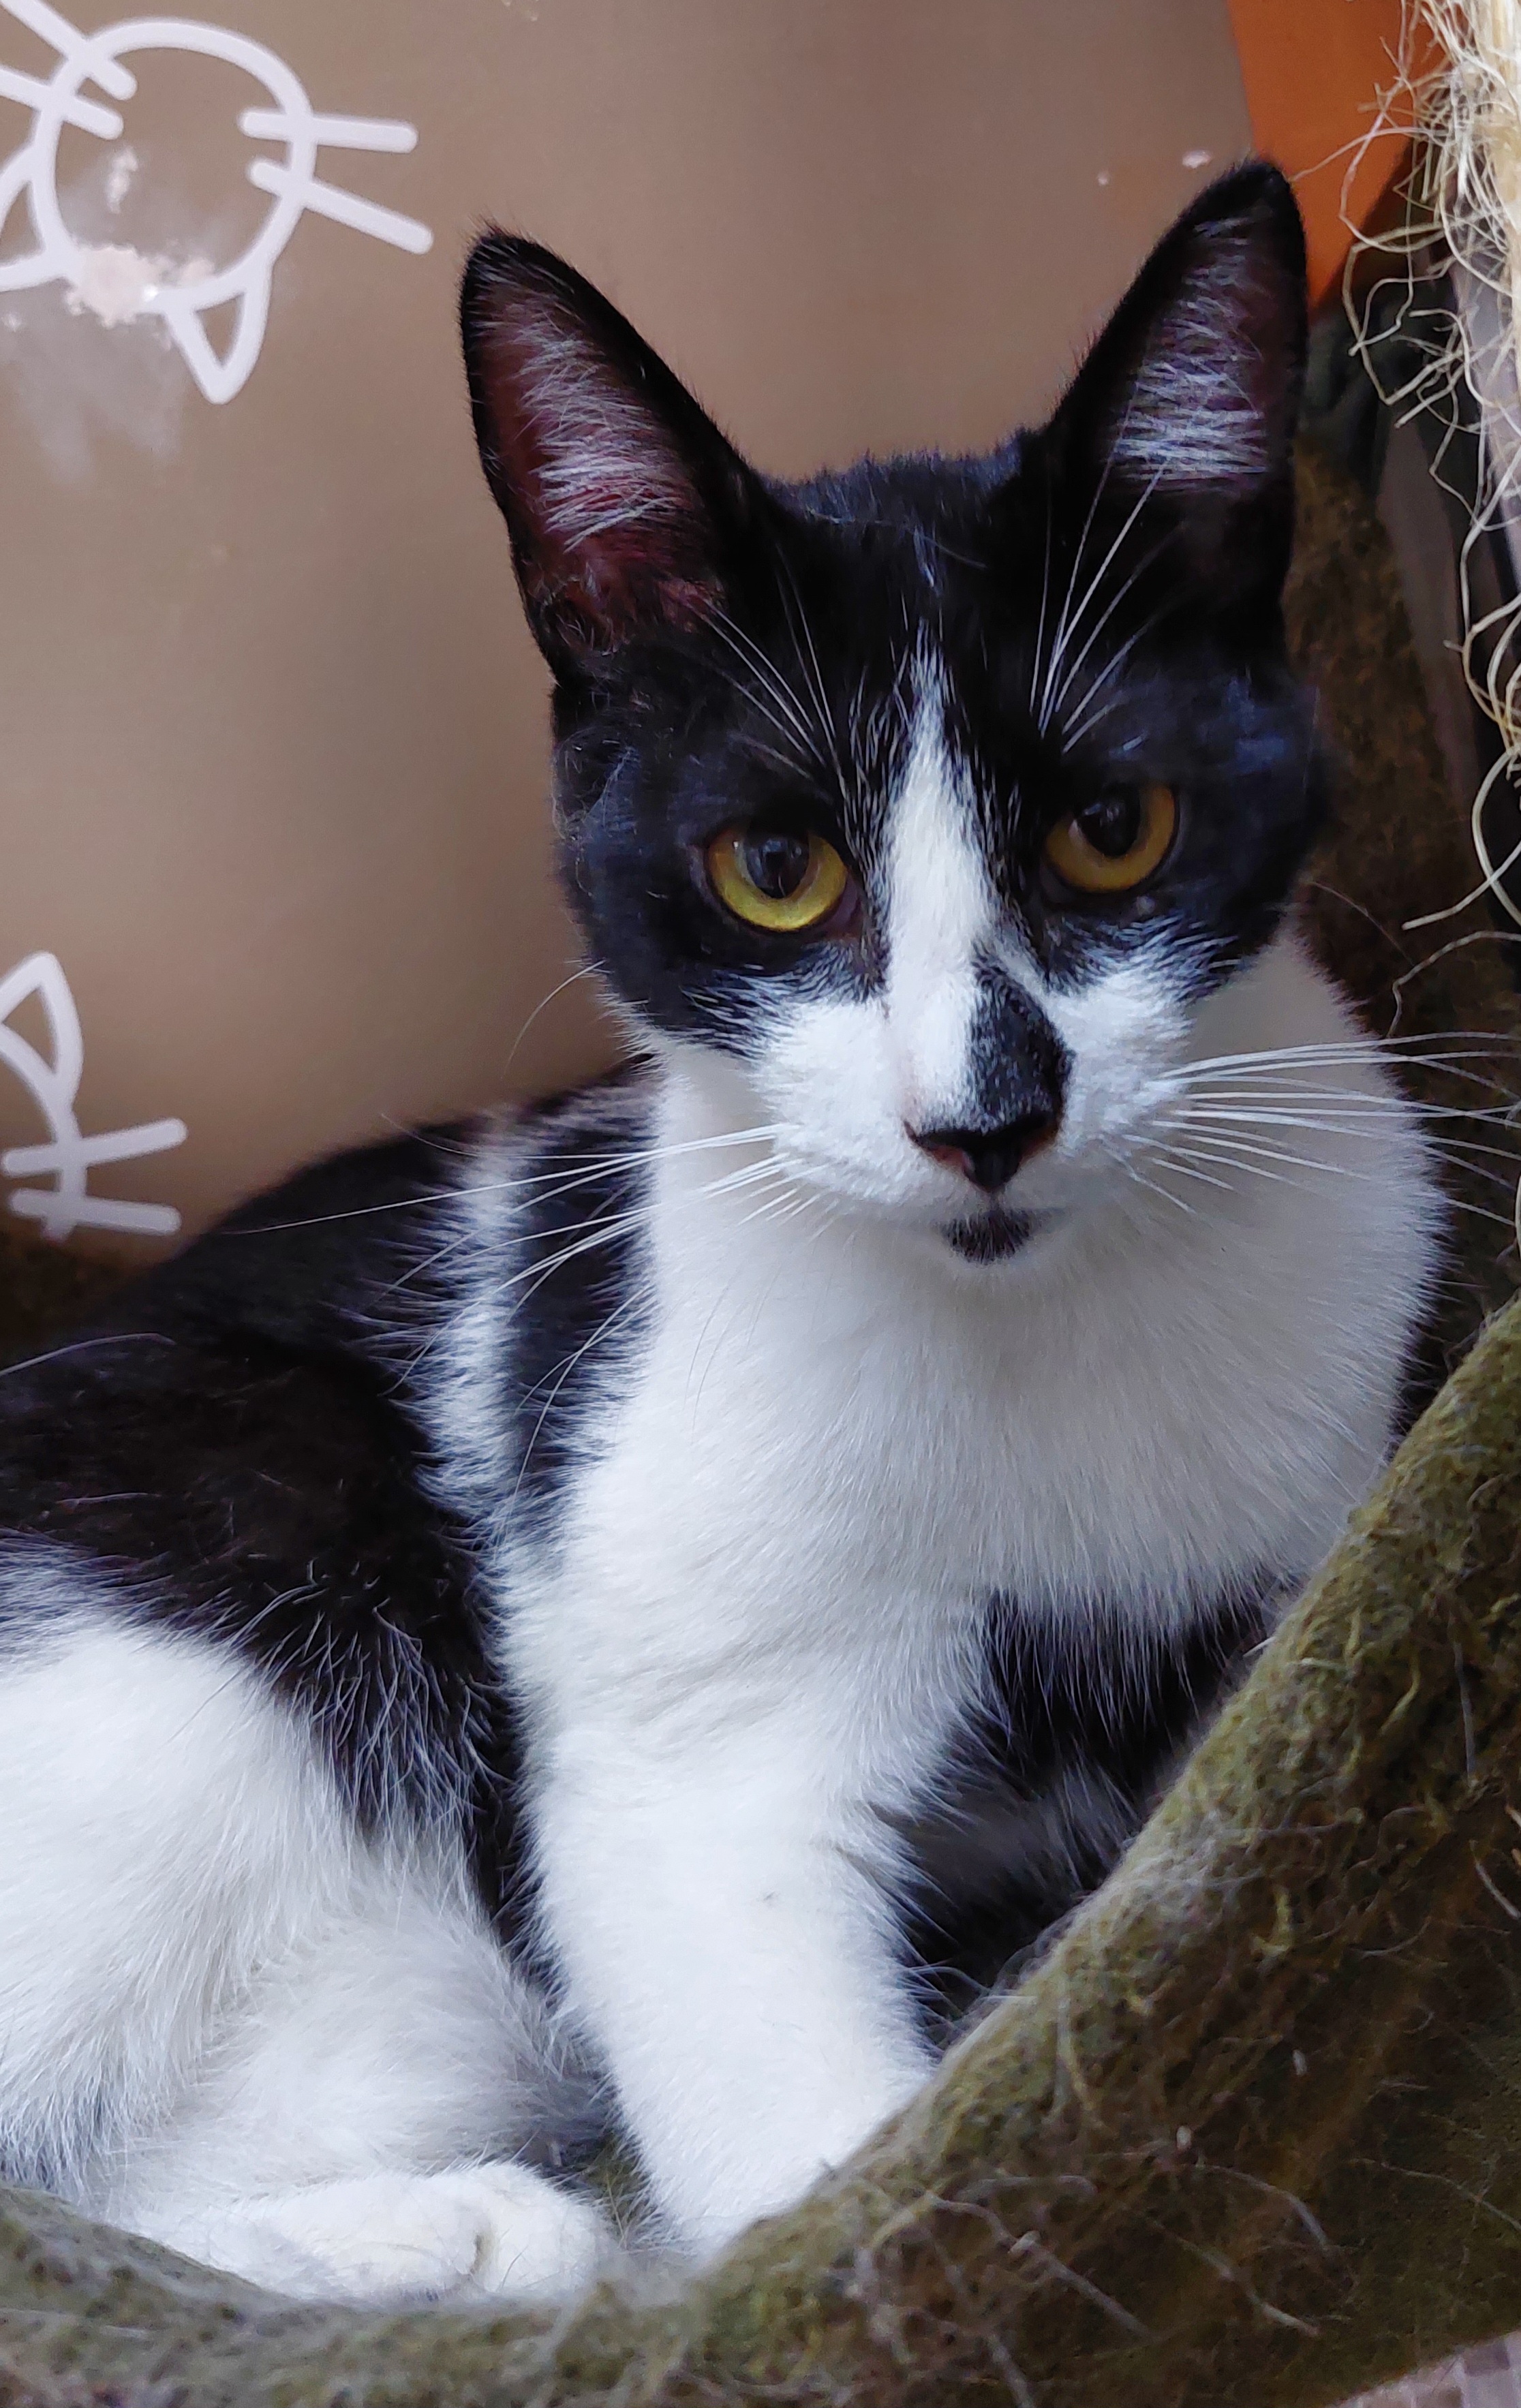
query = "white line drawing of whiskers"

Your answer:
(0, 952), (186, 1241)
